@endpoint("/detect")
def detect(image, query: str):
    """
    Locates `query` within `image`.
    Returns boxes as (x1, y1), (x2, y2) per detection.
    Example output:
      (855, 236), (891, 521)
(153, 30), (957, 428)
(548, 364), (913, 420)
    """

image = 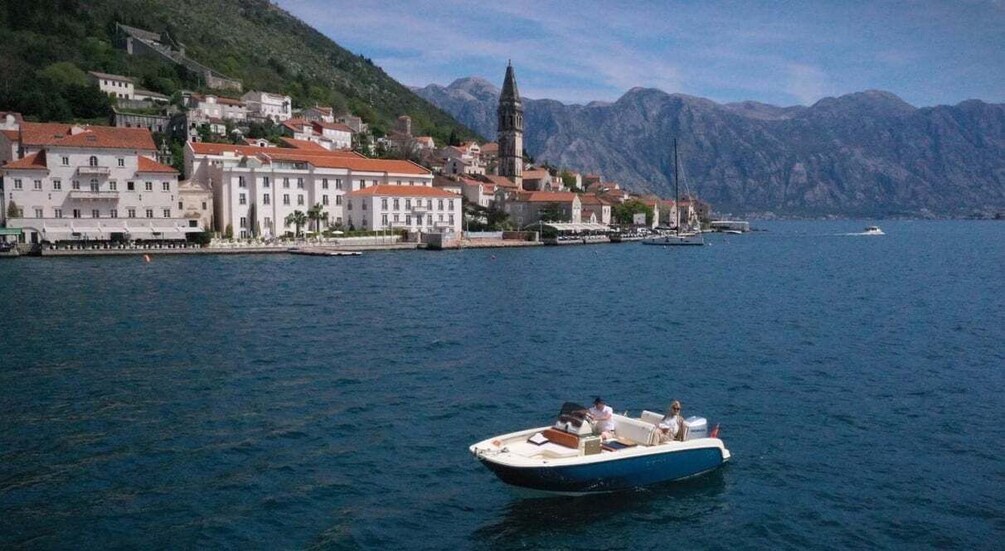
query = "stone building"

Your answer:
(497, 62), (524, 187)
